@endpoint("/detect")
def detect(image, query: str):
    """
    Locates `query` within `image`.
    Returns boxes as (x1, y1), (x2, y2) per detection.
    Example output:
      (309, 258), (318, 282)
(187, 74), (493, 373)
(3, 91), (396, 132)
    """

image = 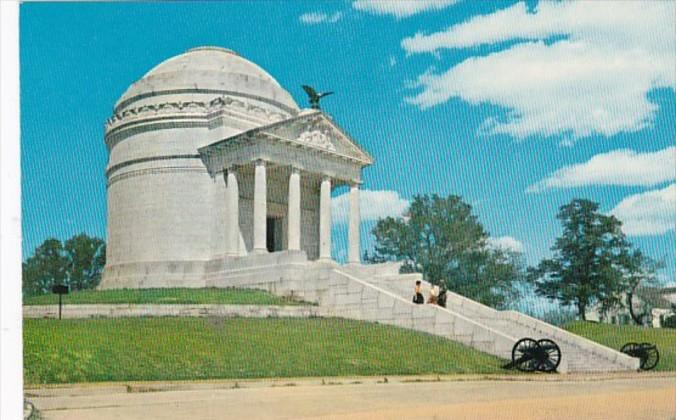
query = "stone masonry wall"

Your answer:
(23, 304), (328, 320)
